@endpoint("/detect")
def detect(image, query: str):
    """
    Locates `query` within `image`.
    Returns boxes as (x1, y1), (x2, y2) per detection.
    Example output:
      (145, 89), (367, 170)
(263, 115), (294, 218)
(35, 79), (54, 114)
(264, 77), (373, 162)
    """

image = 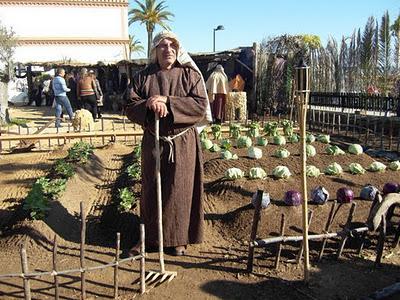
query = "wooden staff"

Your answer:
(53, 235), (59, 300)
(20, 246), (31, 300)
(80, 202), (86, 299)
(140, 224), (145, 294)
(274, 214), (286, 269)
(114, 232), (120, 299)
(246, 190), (263, 273)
